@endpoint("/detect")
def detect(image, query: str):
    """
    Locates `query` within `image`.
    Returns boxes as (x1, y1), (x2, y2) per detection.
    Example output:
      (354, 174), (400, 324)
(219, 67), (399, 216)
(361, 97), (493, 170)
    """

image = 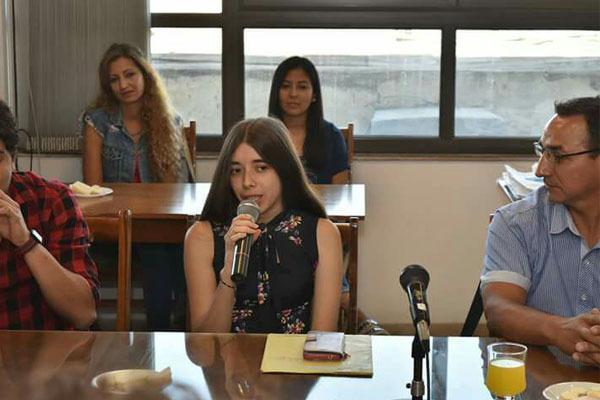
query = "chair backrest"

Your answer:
(87, 209), (132, 331)
(461, 213), (495, 336)
(183, 121), (197, 181)
(460, 282), (483, 336)
(335, 217), (359, 333)
(339, 123), (354, 182)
